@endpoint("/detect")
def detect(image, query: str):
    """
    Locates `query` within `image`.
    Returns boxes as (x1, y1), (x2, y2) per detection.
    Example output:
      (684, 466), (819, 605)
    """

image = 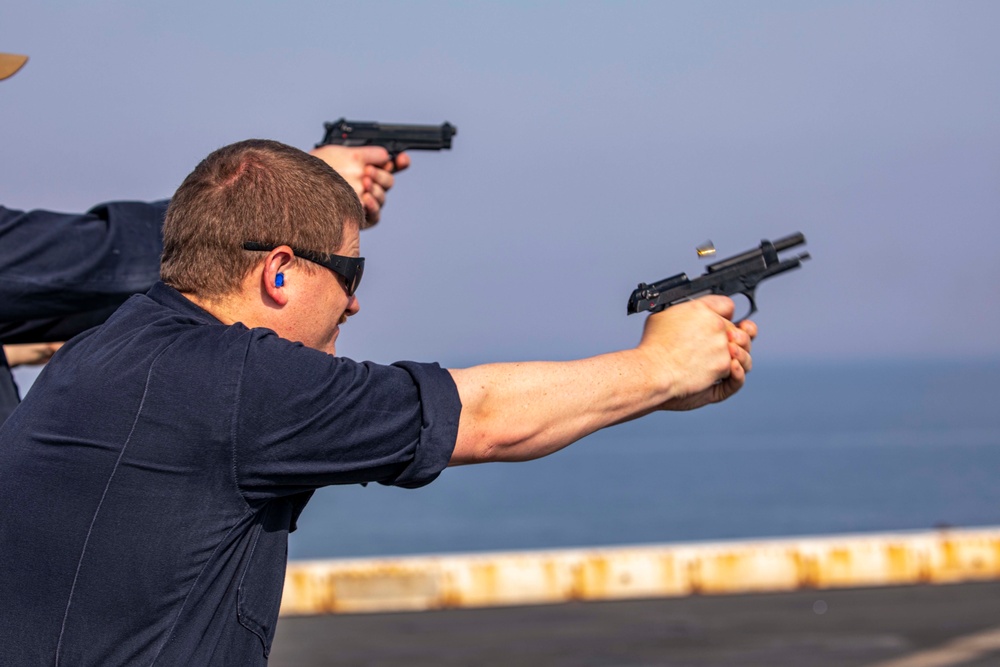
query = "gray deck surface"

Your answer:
(270, 580), (1000, 666)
